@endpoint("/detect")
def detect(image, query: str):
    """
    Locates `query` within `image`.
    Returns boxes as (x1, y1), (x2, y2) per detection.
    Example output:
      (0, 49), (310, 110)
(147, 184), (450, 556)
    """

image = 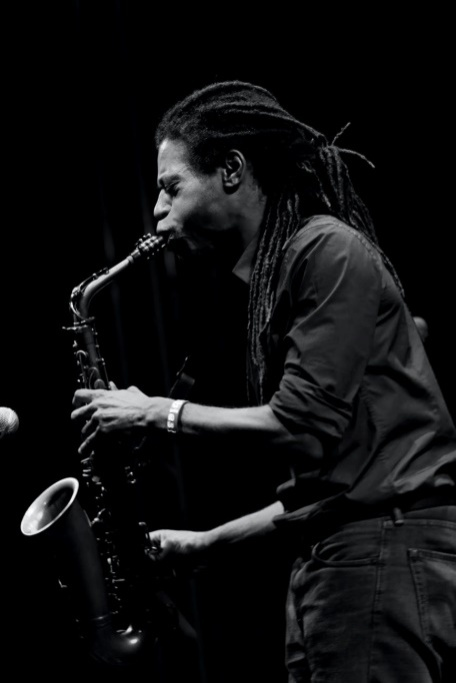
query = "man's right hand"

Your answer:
(147, 528), (211, 565)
